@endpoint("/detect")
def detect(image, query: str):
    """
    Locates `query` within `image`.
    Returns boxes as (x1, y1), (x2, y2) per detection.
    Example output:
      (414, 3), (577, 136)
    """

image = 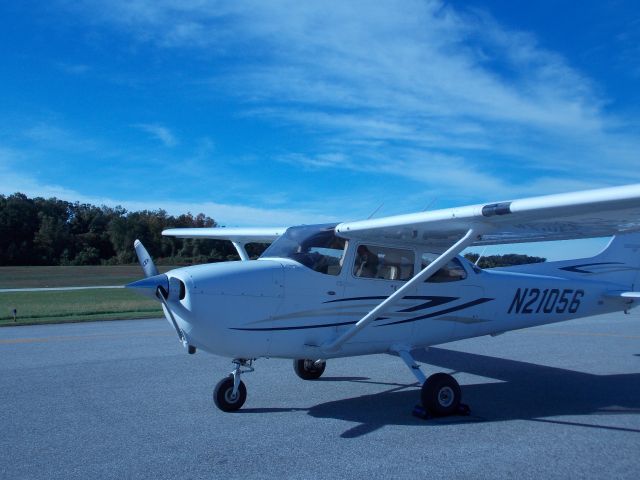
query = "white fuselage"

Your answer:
(162, 252), (630, 360)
